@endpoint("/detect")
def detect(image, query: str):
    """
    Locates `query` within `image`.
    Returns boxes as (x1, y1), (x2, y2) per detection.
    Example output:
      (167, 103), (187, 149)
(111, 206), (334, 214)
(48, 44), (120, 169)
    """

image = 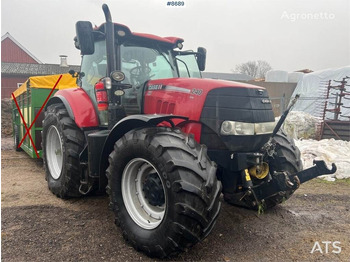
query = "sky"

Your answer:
(1, 0), (350, 73)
